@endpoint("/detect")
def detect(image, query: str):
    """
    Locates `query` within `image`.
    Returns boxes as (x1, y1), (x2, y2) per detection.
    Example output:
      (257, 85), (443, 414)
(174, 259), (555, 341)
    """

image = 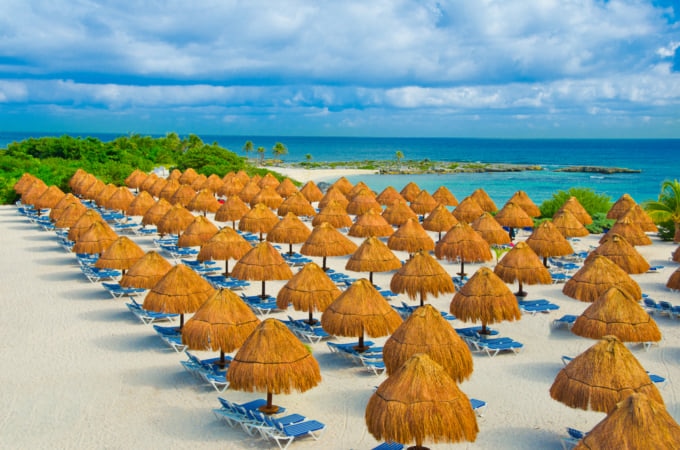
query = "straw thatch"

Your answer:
(331, 176), (354, 196)
(14, 173), (39, 194)
(277, 192), (316, 217)
(549, 335), (663, 413)
(450, 267), (521, 334)
(410, 190), (438, 216)
(435, 222), (492, 276)
(422, 204), (459, 240)
(80, 178), (104, 200)
(493, 241), (552, 297)
(318, 186), (349, 209)
(125, 190), (156, 217)
(494, 201), (534, 229)
(553, 209), (590, 238)
(157, 204), (195, 237)
(470, 212), (511, 246)
(432, 186), (458, 207)
(177, 168), (199, 185)
(600, 216), (652, 246)
(139, 172), (160, 193)
(169, 184), (198, 207)
(238, 203), (279, 240)
(21, 181), (48, 206)
(124, 169), (147, 191)
(214, 195), (250, 227)
(146, 177), (168, 198)
(34, 185), (66, 210)
(673, 246), (680, 263)
(67, 209), (105, 242)
(105, 187), (135, 212)
(231, 241), (293, 298)
(119, 250), (173, 289)
(94, 184), (118, 208)
(94, 236), (145, 272)
(400, 182), (421, 203)
(667, 267), (680, 291)
(189, 174), (208, 191)
(348, 181), (373, 200)
(470, 188), (497, 212)
(158, 179), (181, 201)
(301, 222), (358, 270)
(275, 178), (299, 198)
(349, 209), (395, 238)
(558, 197), (593, 225)
(572, 287), (661, 343)
(383, 305), (472, 381)
(266, 212), (312, 254)
(217, 176), (244, 198)
(238, 180), (261, 204)
(177, 215), (219, 248)
(166, 168), (181, 181)
(299, 180), (324, 203)
(346, 188), (382, 216)
(199, 174), (224, 193)
(390, 250), (455, 306)
(507, 190), (541, 217)
(321, 278), (403, 351)
(197, 226), (252, 275)
(575, 393), (680, 450)
(586, 234), (650, 274)
(366, 353), (478, 448)
(376, 186), (406, 206)
(227, 318), (322, 414)
(563, 255), (642, 302)
(233, 170), (250, 185)
(187, 188), (220, 214)
(312, 200), (353, 228)
(346, 236), (402, 282)
(621, 204), (658, 232)
(387, 217), (435, 254)
(49, 193), (80, 221)
(250, 185), (284, 209)
(606, 193), (637, 220)
(141, 198), (173, 227)
(258, 172), (280, 189)
(72, 221), (119, 255)
(52, 199), (87, 227)
(525, 220), (574, 266)
(381, 200), (418, 227)
(276, 262), (341, 323)
(452, 196), (485, 223)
